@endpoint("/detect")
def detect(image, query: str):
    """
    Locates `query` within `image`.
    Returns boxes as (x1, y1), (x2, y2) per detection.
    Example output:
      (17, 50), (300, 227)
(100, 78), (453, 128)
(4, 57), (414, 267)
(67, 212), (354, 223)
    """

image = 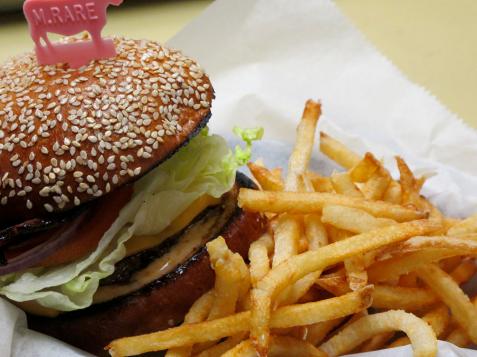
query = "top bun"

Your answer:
(0, 37), (214, 226)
